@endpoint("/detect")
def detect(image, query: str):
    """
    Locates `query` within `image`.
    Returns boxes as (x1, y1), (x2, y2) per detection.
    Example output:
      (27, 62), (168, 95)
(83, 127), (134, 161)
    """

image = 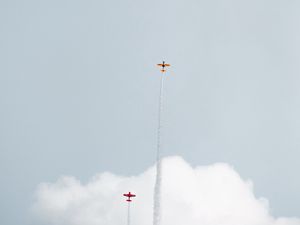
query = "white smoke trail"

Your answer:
(153, 73), (165, 225)
(127, 202), (130, 225)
